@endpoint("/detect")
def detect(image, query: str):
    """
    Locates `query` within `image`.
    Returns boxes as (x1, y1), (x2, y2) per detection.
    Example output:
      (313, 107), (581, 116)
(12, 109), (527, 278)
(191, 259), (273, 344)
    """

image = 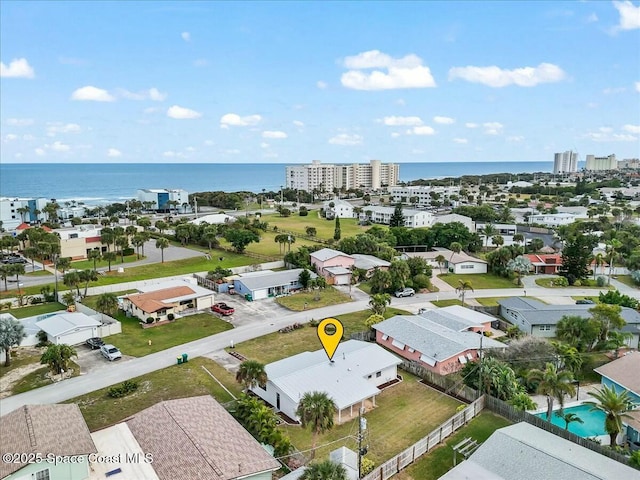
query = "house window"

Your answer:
(376, 371), (382, 378)
(367, 374), (372, 379)
(460, 265), (474, 270)
(35, 470), (51, 480)
(539, 325), (551, 331)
